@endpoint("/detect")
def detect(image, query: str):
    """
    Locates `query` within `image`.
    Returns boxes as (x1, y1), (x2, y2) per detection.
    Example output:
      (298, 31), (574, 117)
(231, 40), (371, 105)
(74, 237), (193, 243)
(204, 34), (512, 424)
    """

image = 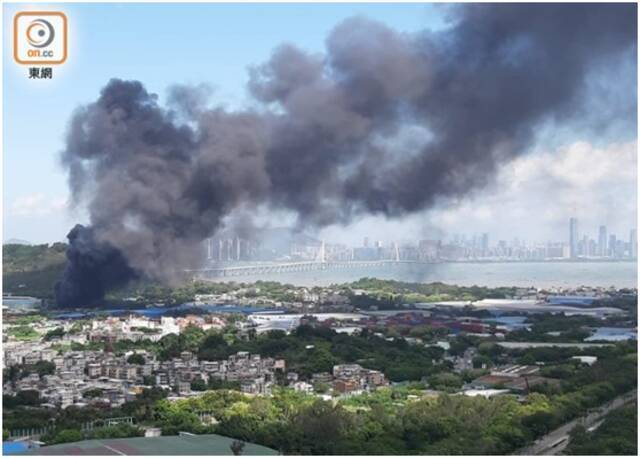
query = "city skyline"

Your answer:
(203, 217), (638, 264)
